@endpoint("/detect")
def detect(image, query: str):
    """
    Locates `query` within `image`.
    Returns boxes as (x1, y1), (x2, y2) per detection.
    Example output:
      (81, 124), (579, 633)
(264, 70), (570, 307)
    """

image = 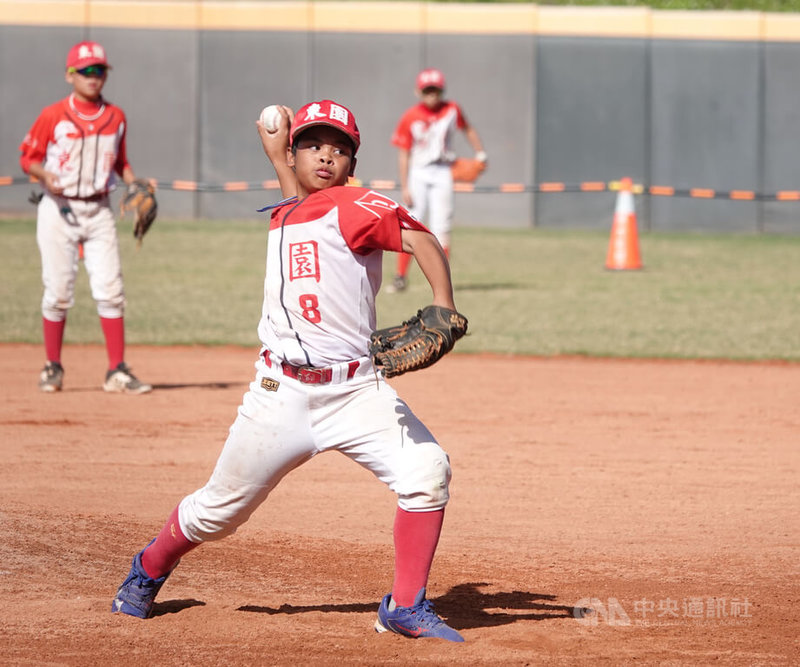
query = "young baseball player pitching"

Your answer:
(111, 99), (467, 641)
(19, 41), (151, 394)
(388, 68), (487, 292)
